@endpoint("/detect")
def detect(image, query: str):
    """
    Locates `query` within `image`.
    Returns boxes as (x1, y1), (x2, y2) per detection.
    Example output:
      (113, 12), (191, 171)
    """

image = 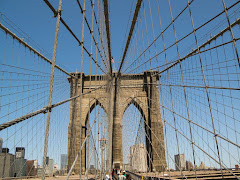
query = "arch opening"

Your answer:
(85, 101), (109, 174)
(122, 100), (148, 173)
